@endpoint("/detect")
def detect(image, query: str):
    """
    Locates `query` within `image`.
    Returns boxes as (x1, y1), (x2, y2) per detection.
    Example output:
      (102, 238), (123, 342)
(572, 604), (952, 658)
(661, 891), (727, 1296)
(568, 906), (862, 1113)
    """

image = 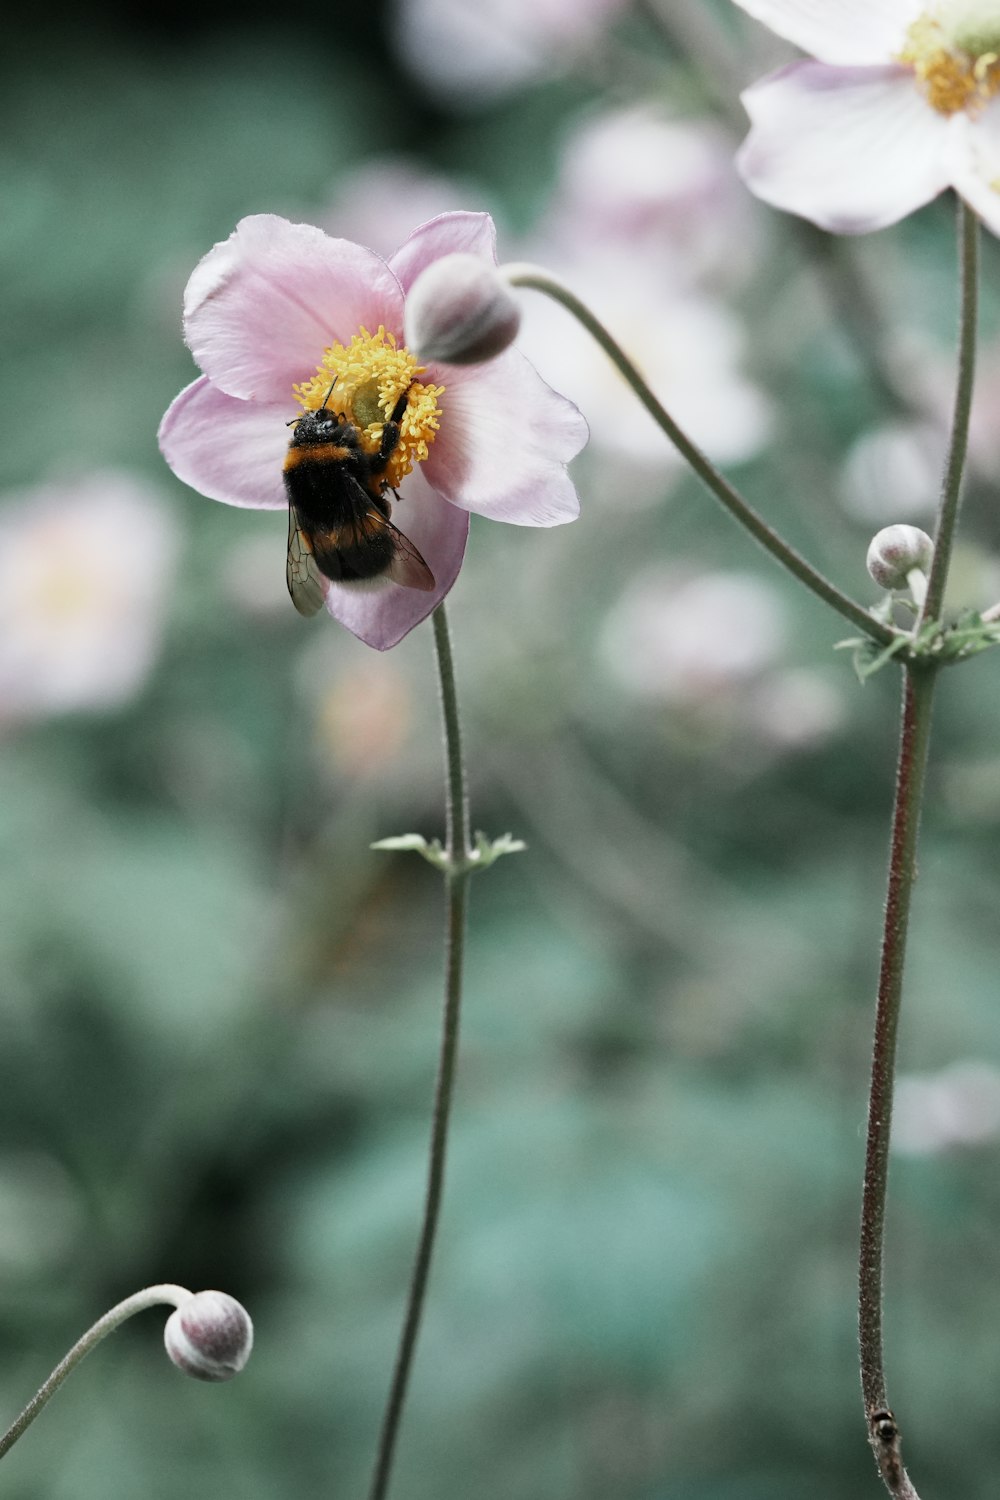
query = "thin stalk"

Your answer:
(0, 1284), (191, 1460)
(858, 667), (936, 1499)
(366, 603), (471, 1500)
(920, 199), (980, 627)
(858, 198), (980, 1500)
(503, 264), (894, 648)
